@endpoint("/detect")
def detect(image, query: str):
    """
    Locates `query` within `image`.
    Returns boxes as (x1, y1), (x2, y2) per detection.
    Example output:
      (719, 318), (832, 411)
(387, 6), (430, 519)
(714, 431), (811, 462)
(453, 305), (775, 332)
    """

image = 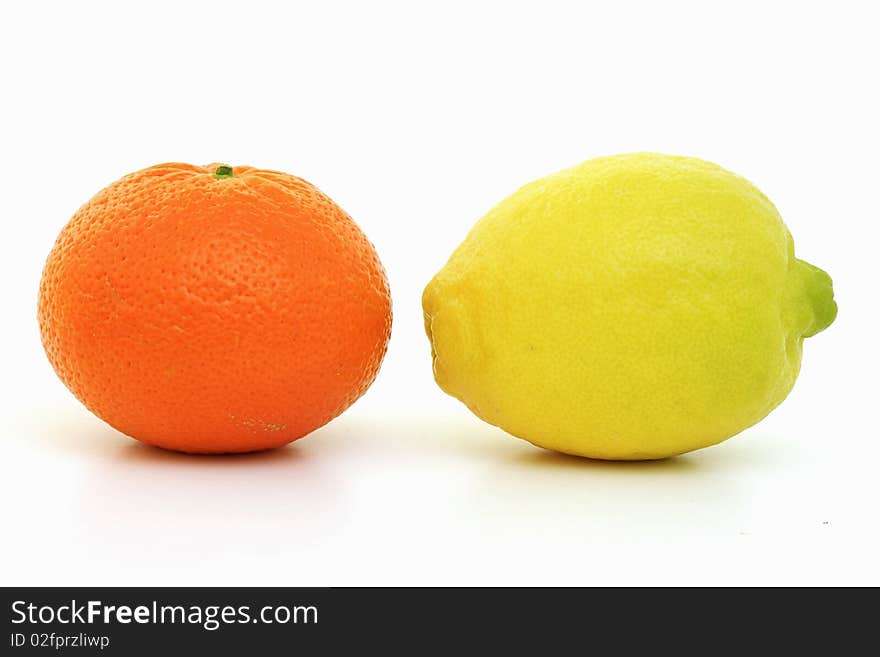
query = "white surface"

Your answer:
(1, 1), (877, 586)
